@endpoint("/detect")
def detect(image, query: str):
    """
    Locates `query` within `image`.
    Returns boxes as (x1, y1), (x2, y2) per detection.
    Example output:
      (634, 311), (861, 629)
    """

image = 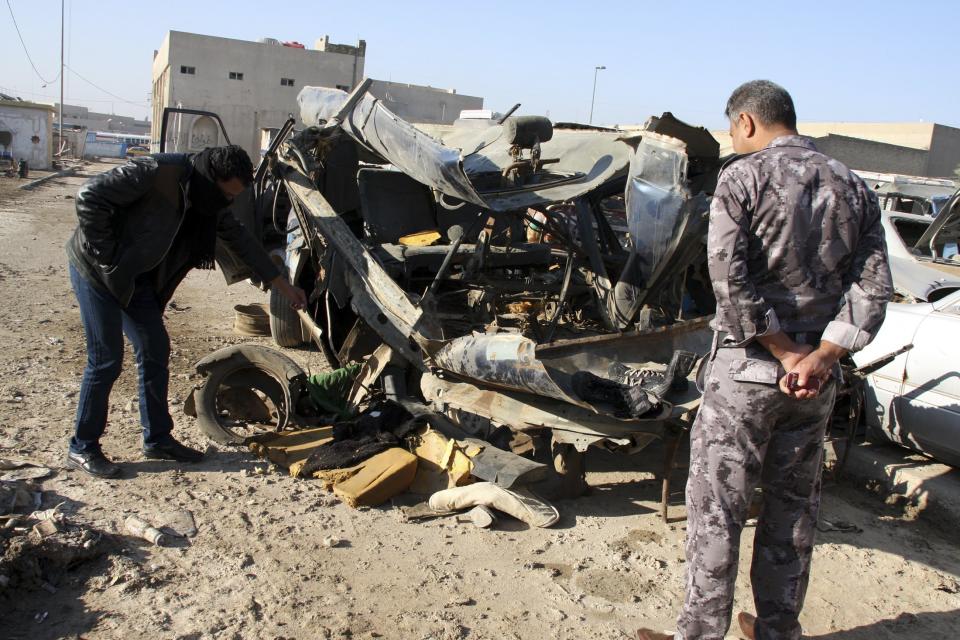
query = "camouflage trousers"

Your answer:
(675, 344), (836, 640)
